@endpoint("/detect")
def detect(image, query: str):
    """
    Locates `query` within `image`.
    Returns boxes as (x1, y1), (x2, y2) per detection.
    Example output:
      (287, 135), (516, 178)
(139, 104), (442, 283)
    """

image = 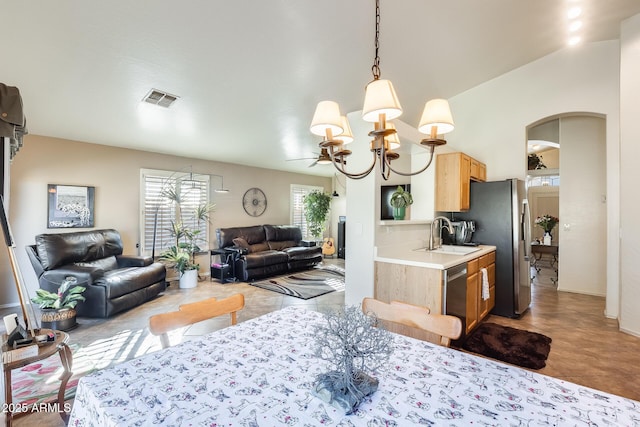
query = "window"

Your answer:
(527, 175), (560, 188)
(140, 169), (210, 257)
(290, 184), (323, 240)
